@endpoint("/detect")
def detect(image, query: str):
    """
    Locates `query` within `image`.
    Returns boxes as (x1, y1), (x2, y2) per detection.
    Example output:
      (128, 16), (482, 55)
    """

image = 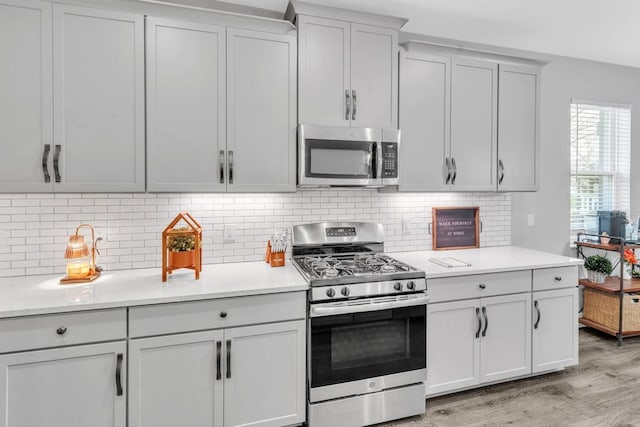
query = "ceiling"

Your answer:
(220, 0), (640, 68)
